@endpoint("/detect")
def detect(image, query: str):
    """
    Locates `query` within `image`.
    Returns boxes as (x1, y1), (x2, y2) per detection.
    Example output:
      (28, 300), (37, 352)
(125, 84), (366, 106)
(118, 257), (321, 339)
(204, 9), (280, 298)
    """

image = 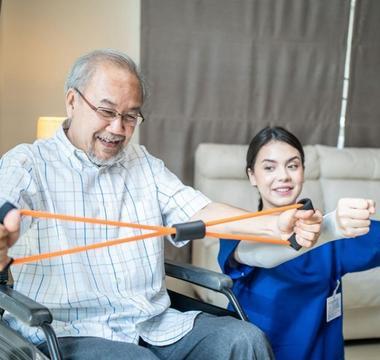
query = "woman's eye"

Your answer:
(288, 164), (299, 170)
(264, 166), (274, 171)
